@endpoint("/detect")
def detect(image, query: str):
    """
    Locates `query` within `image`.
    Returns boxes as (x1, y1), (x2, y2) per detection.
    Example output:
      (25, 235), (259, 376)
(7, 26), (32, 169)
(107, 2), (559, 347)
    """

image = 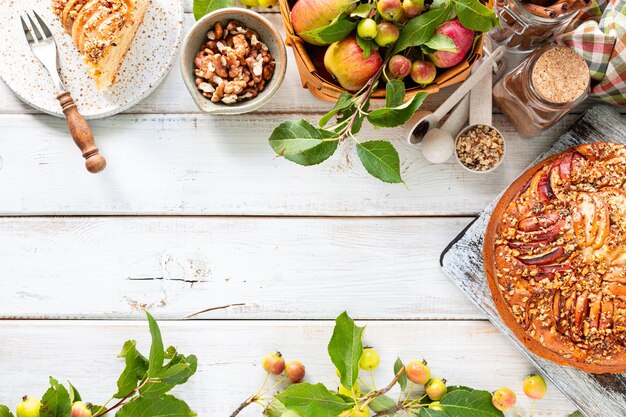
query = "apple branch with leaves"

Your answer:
(0, 313), (197, 417)
(227, 311), (579, 417)
(267, 0), (499, 184)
